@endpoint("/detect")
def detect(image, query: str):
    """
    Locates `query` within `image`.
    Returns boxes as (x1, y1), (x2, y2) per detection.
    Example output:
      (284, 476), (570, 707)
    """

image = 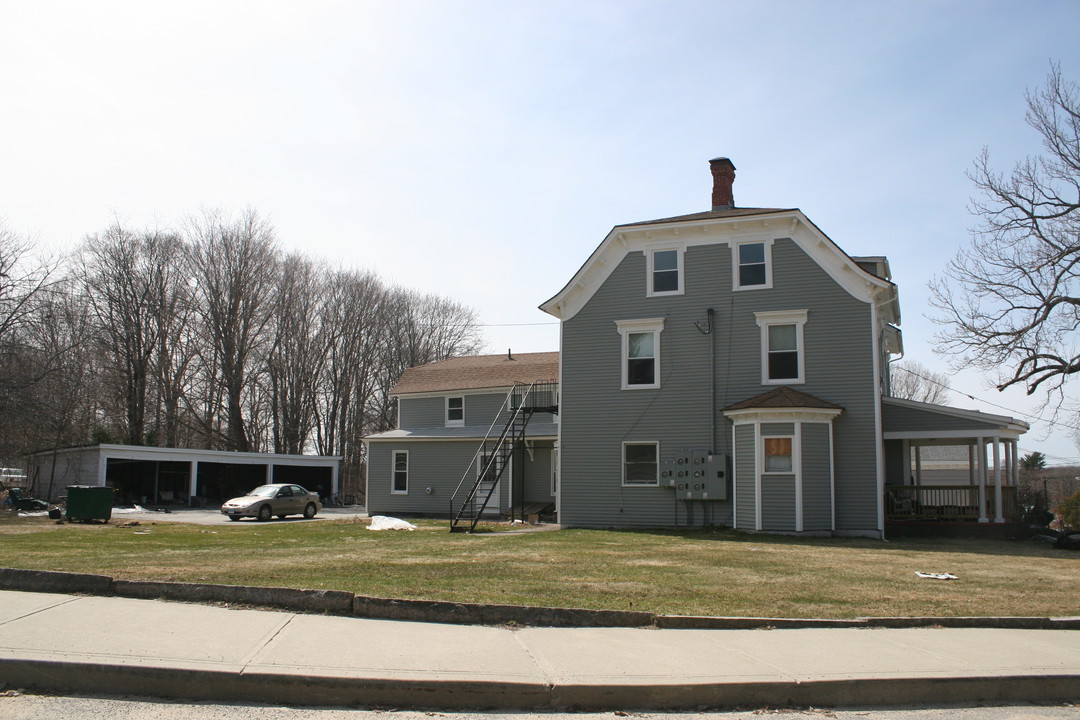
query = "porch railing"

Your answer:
(885, 485), (1018, 521)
